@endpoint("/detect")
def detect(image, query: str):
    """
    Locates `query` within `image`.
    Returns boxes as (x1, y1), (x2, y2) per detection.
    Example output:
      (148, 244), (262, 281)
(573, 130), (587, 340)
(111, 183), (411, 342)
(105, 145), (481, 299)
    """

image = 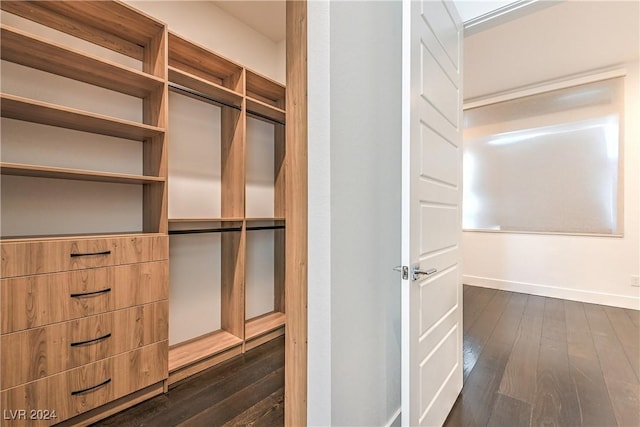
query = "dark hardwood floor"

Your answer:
(445, 285), (640, 427)
(92, 336), (284, 427)
(93, 287), (638, 427)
